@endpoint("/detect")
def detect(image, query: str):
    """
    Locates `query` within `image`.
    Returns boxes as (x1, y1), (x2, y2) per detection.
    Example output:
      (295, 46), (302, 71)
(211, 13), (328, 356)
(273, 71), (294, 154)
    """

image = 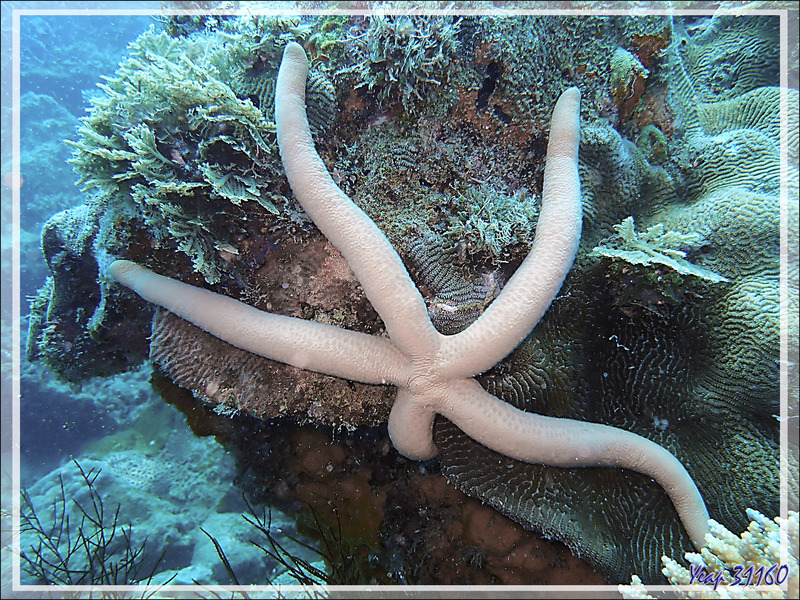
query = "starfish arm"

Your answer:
(439, 87), (583, 379)
(275, 42), (441, 358)
(387, 389), (439, 460)
(108, 260), (408, 386)
(440, 379), (710, 550)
